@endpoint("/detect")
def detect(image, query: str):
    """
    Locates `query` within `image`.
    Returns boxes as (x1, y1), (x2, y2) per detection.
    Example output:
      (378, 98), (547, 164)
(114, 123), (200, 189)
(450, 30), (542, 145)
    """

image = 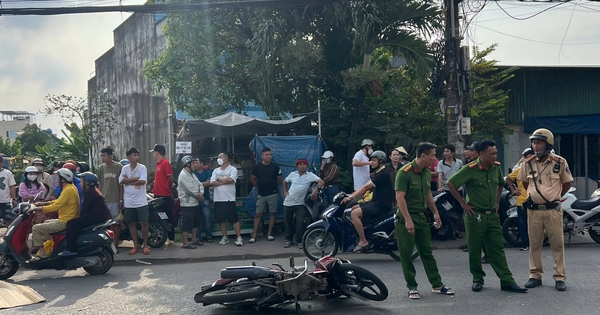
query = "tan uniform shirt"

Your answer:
(517, 153), (573, 204)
